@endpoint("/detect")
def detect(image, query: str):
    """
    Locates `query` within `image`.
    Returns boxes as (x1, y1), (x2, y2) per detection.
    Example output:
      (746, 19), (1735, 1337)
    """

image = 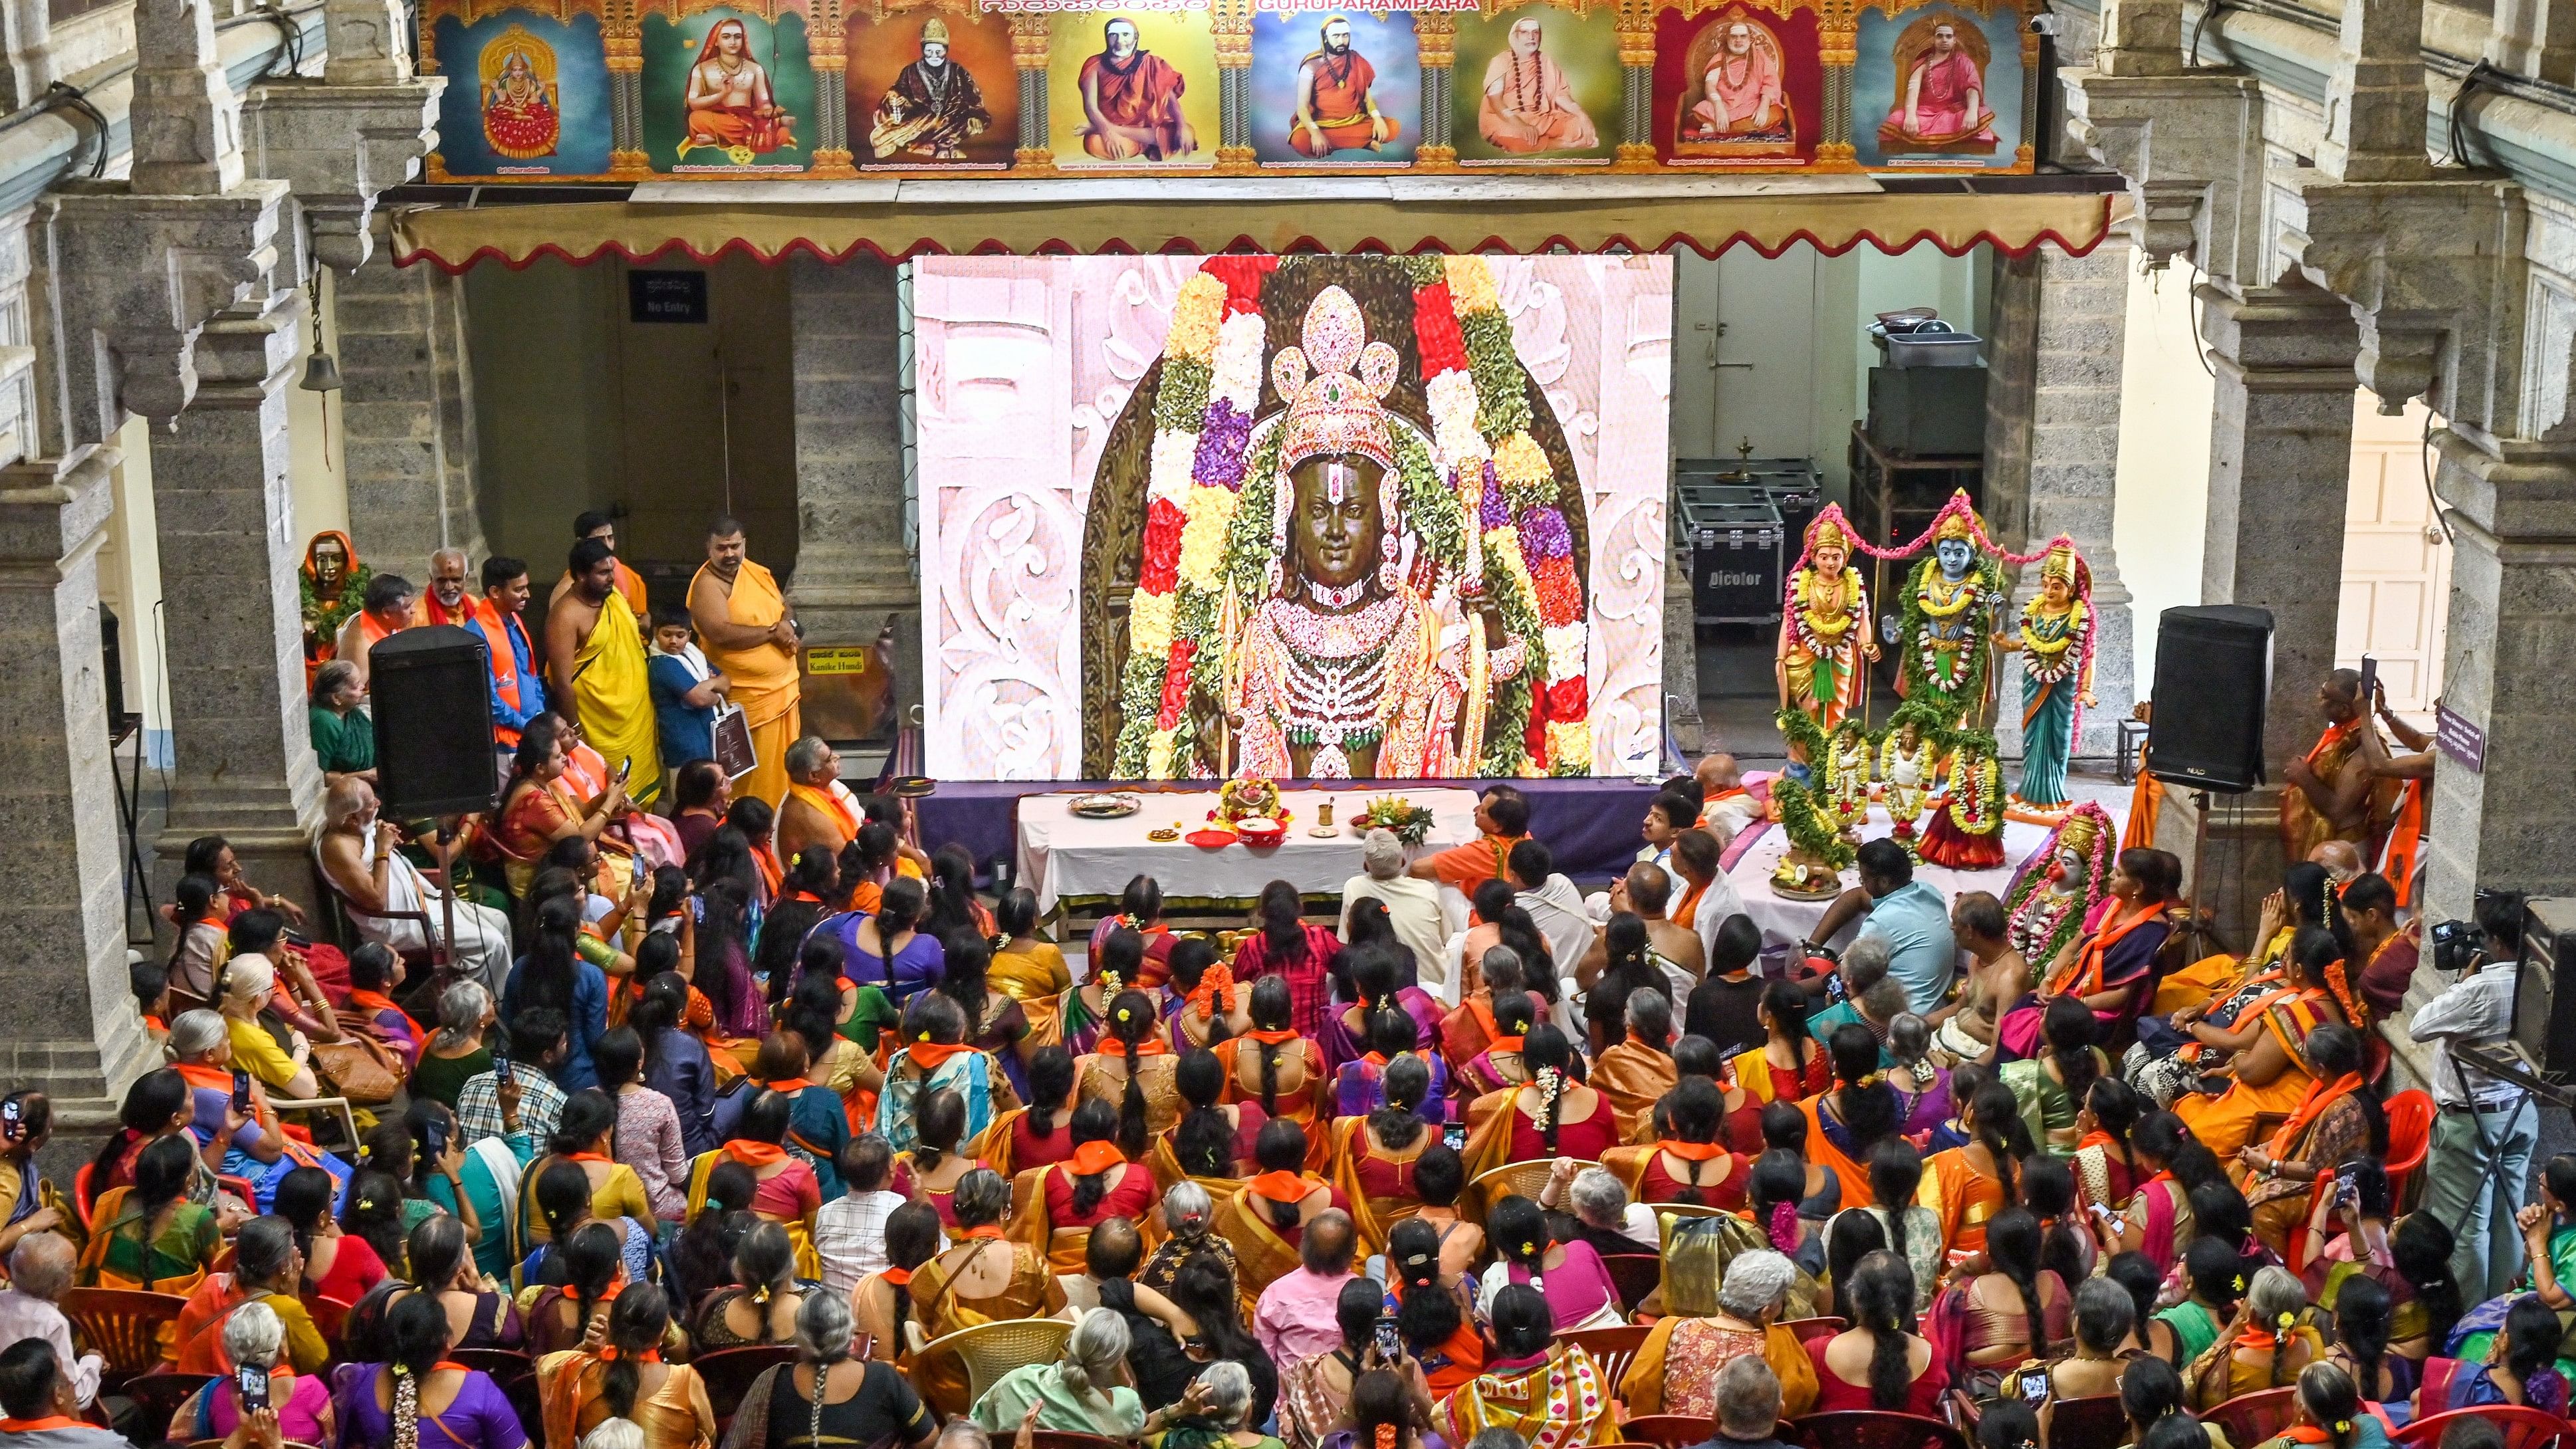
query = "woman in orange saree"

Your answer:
(1921, 1077), (2031, 1256)
(1327, 1054), (1438, 1246)
(2240, 1024), (2382, 1272)
(1213, 977), (1328, 1169)
(907, 1168), (1069, 1416)
(2174, 927), (2345, 1161)
(490, 717), (626, 898)
(1599, 1076), (1752, 1211)
(1217, 1120), (1359, 1304)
